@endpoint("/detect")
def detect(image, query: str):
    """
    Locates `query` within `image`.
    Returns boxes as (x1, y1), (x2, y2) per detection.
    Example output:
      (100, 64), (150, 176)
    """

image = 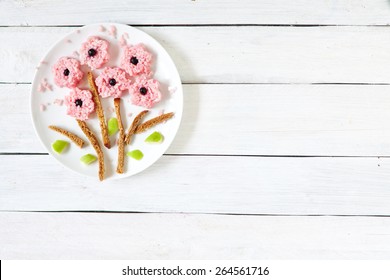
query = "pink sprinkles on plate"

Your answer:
(53, 99), (64, 106)
(168, 86), (177, 94)
(37, 78), (53, 93)
(119, 34), (127, 47)
(109, 25), (117, 38)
